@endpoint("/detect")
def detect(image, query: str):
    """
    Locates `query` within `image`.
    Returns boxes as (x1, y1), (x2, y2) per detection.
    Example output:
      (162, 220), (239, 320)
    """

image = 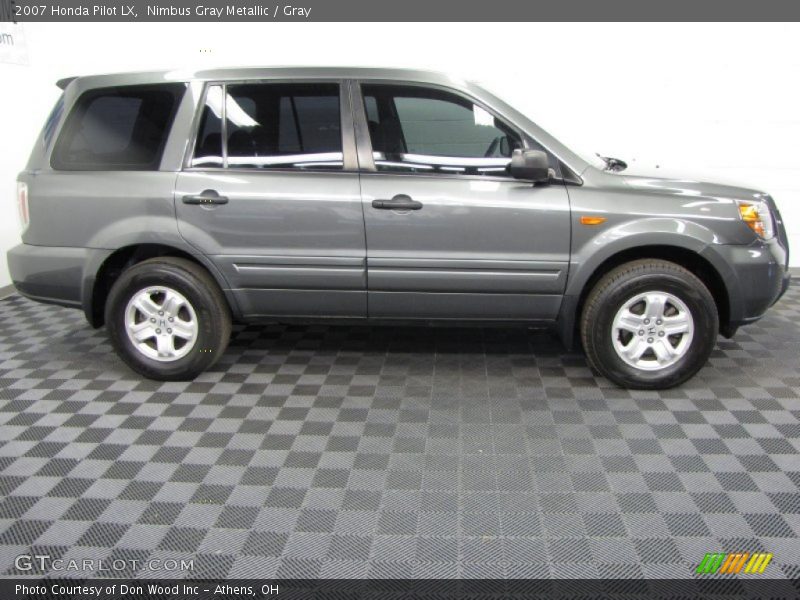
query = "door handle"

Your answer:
(182, 189), (229, 205)
(372, 194), (423, 210)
